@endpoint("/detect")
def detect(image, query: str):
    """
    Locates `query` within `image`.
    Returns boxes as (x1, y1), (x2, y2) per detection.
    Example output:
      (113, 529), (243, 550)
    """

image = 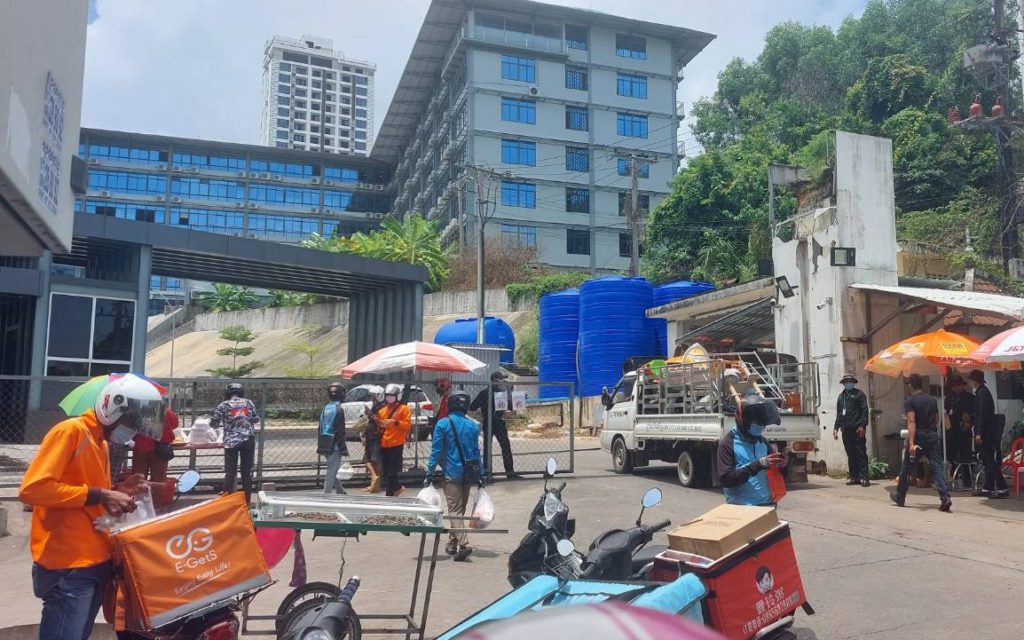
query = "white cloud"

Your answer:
(83, 0), (867, 150)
